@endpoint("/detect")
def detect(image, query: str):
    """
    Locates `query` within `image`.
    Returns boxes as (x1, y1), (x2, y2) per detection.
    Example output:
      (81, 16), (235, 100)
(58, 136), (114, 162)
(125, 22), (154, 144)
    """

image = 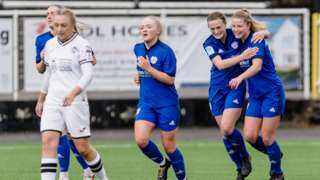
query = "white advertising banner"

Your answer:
(23, 16), (211, 92)
(0, 18), (13, 93)
(23, 15), (302, 92)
